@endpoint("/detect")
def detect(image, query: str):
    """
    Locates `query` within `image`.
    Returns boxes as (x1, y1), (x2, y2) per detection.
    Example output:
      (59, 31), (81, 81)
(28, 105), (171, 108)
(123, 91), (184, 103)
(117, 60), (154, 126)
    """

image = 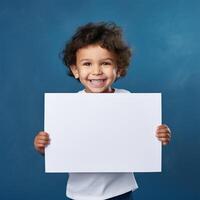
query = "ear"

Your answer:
(116, 67), (122, 78)
(70, 65), (79, 79)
